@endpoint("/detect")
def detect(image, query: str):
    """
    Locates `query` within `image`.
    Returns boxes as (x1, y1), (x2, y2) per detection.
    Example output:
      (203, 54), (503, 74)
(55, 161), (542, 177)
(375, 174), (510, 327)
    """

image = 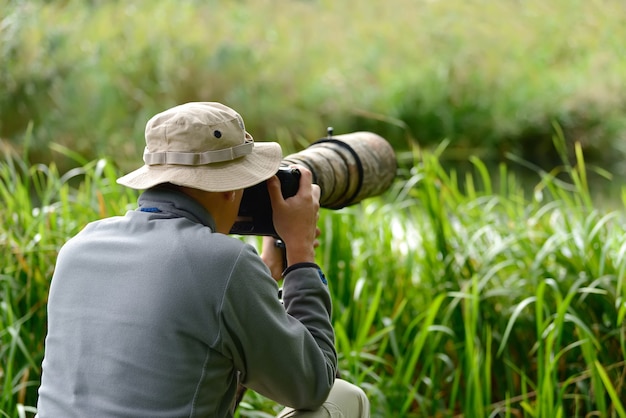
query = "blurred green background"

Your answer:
(3, 0), (626, 176)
